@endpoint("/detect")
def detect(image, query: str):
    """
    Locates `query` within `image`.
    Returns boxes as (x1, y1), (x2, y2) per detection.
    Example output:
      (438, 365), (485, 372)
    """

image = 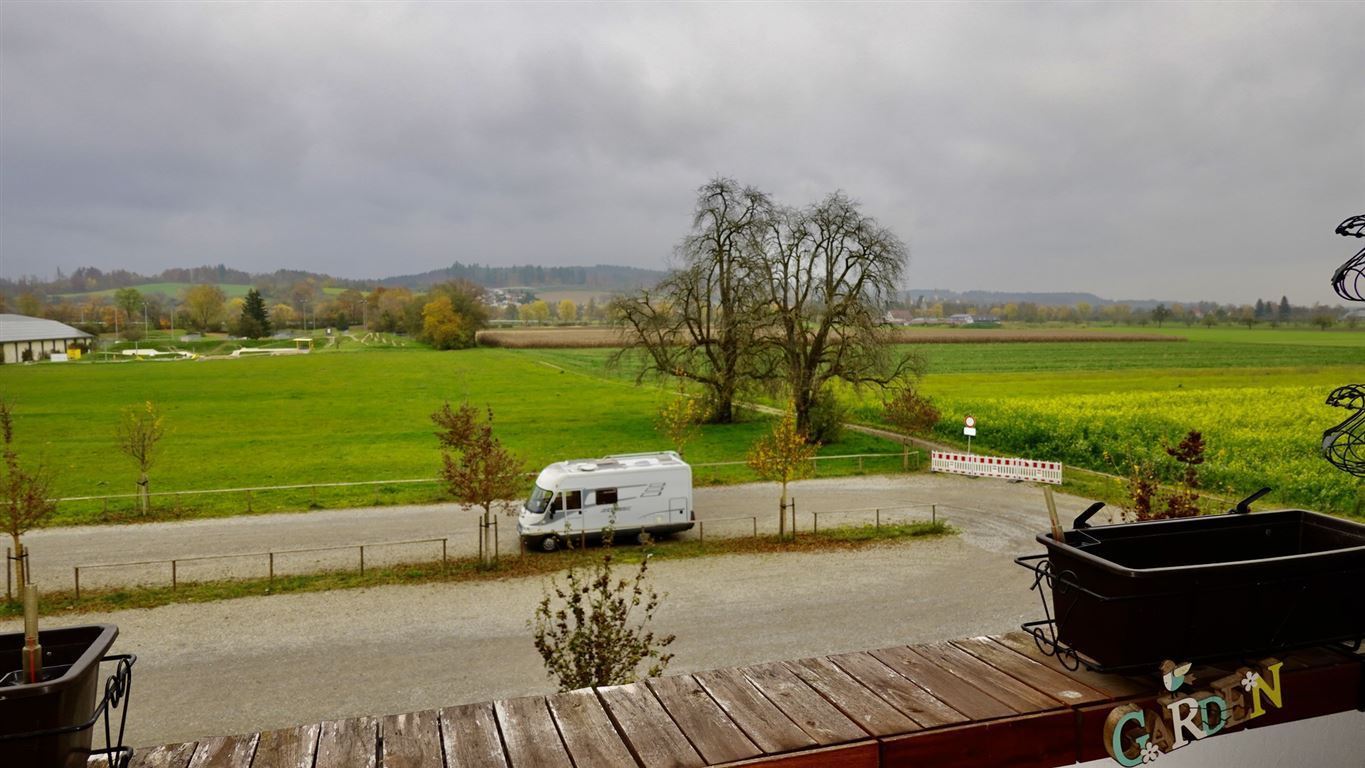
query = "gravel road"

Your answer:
(6, 473), (1100, 748)
(21, 473), (1101, 590)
